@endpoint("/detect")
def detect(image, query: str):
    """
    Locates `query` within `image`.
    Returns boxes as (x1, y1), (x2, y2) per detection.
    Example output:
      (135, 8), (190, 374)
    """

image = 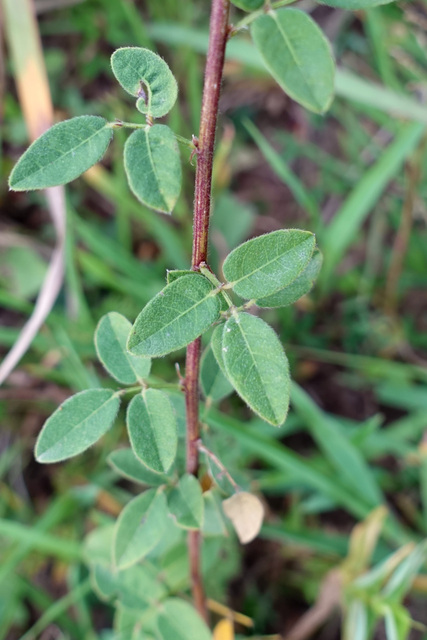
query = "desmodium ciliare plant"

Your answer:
(9, 0), (418, 637)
